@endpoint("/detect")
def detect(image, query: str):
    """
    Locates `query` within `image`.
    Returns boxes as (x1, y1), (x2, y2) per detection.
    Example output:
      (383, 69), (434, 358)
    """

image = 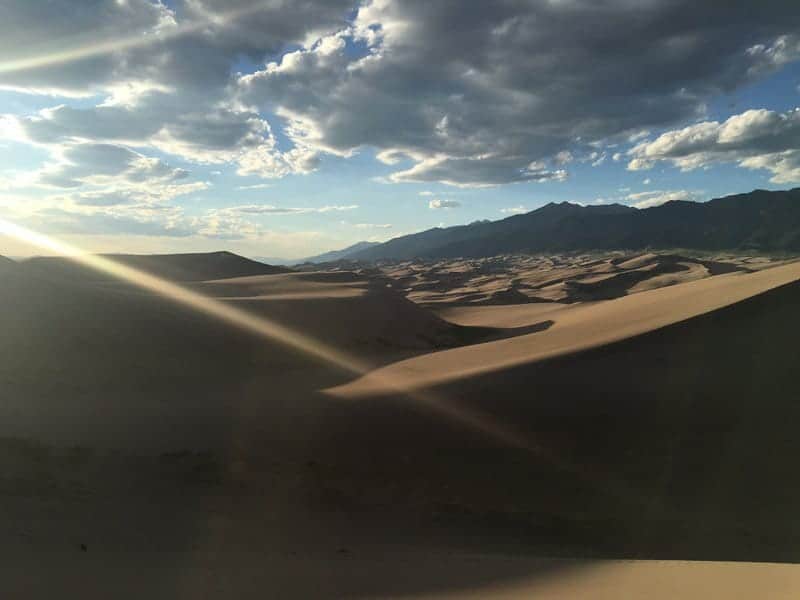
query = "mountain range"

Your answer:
(347, 188), (800, 261)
